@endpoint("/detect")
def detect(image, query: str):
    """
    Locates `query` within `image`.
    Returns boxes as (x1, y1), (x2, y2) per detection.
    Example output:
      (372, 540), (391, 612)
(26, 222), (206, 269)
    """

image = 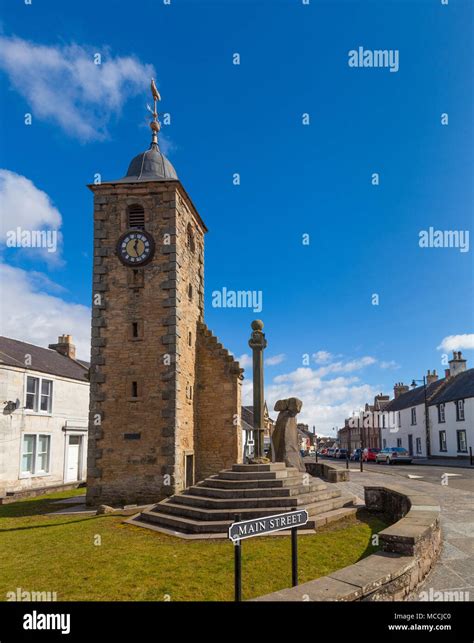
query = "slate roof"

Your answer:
(429, 368), (474, 405)
(384, 379), (447, 412)
(0, 336), (89, 382)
